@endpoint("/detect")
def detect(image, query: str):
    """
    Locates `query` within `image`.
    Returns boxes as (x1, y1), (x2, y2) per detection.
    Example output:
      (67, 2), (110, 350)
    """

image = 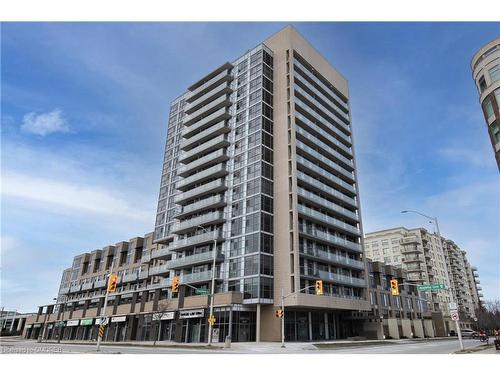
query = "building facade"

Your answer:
(364, 227), (481, 333)
(471, 38), (500, 171)
(24, 26), (370, 343)
(361, 260), (434, 340)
